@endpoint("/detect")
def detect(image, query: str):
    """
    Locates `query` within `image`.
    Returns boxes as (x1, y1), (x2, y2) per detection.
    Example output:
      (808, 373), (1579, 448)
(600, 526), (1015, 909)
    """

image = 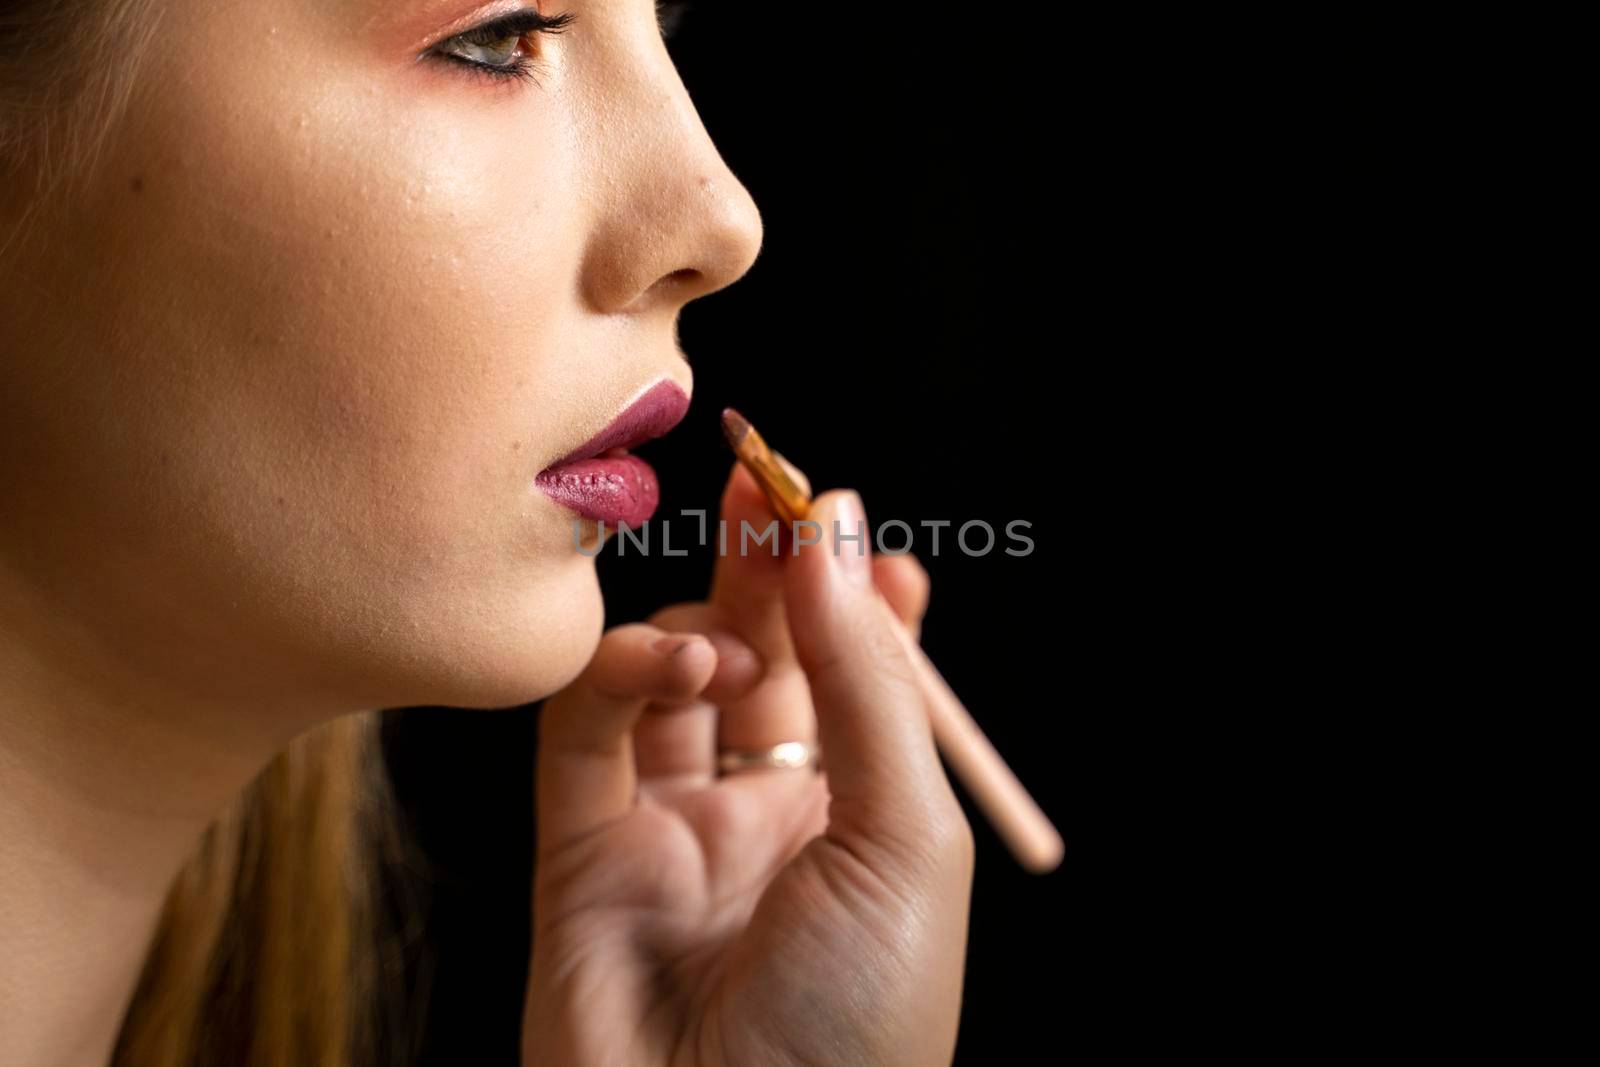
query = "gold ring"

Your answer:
(716, 740), (821, 775)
